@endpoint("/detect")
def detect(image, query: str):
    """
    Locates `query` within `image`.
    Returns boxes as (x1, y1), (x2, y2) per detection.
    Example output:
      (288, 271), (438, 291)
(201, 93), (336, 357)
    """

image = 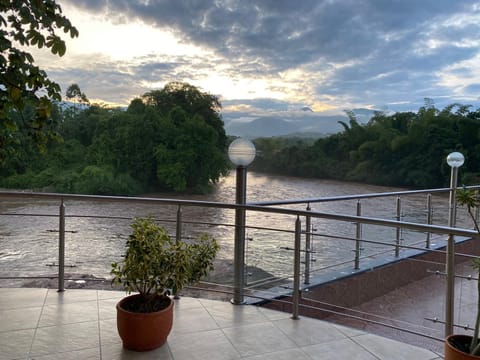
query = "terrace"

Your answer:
(1, 287), (441, 359)
(0, 181), (478, 359)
